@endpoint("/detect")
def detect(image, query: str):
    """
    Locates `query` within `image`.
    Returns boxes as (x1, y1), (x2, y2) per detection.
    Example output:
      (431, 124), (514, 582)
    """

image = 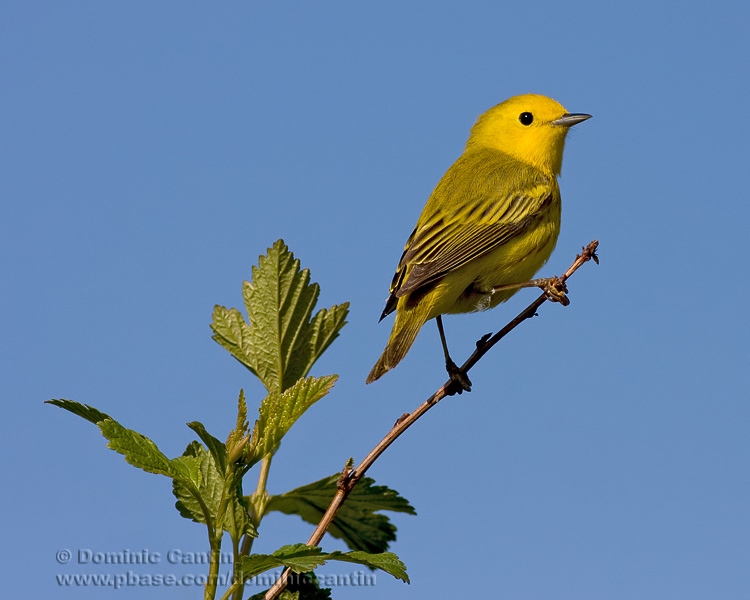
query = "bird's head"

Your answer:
(467, 94), (591, 176)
